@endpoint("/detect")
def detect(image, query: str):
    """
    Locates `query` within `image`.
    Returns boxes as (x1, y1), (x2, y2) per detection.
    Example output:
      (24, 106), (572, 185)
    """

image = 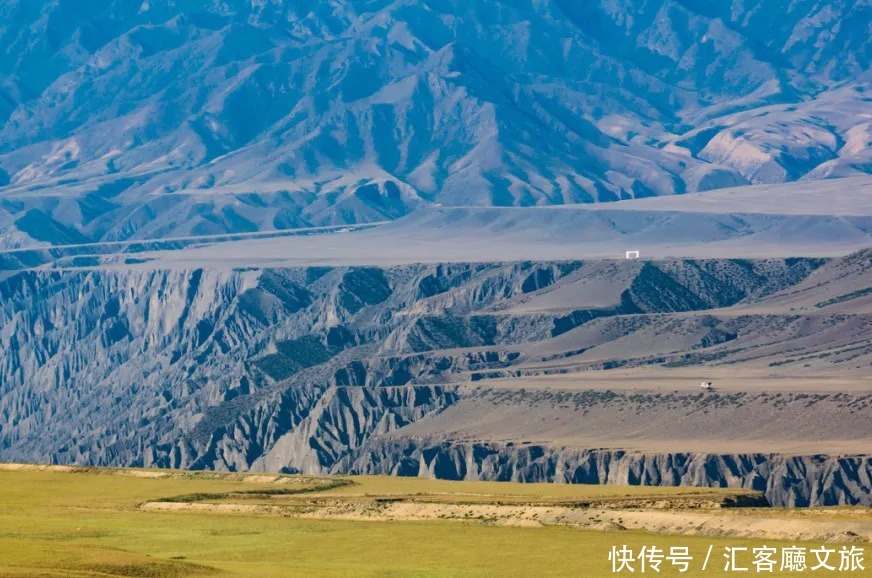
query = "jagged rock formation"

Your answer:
(1, 255), (871, 506)
(341, 442), (872, 507)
